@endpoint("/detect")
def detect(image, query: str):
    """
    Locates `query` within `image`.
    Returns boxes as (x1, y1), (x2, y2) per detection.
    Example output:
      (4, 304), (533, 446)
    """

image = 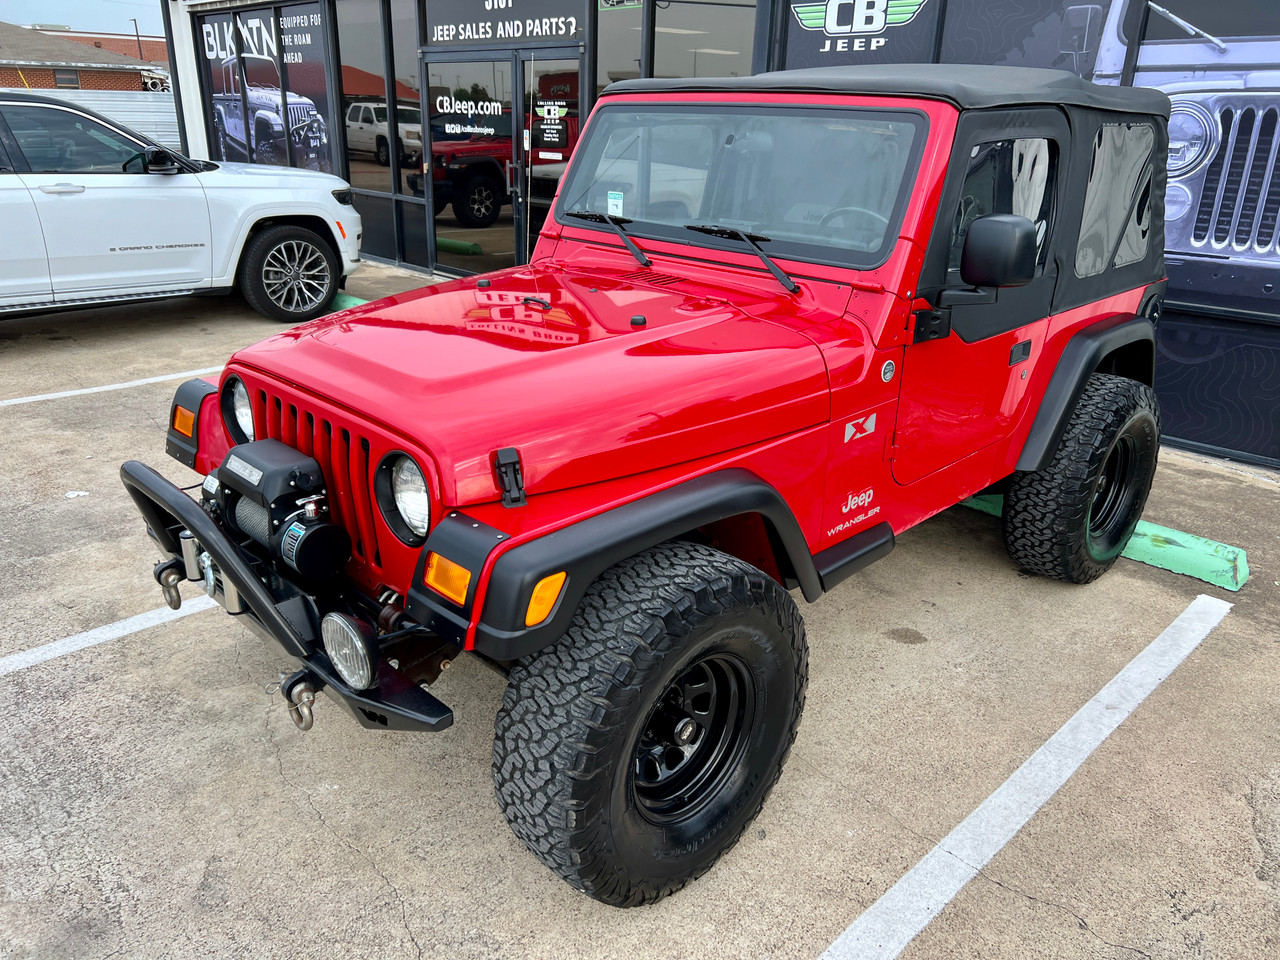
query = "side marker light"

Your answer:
(425, 552), (472, 606)
(336, 221), (347, 239)
(172, 405), (196, 437)
(525, 571), (567, 627)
